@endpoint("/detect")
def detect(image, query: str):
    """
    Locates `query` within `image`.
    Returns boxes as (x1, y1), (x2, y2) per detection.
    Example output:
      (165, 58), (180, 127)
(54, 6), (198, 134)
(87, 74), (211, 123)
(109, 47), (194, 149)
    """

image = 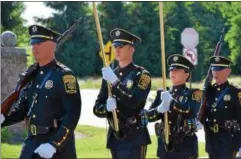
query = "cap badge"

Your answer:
(32, 26), (38, 33)
(115, 30), (121, 37)
(173, 56), (179, 62)
(215, 57), (220, 62)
